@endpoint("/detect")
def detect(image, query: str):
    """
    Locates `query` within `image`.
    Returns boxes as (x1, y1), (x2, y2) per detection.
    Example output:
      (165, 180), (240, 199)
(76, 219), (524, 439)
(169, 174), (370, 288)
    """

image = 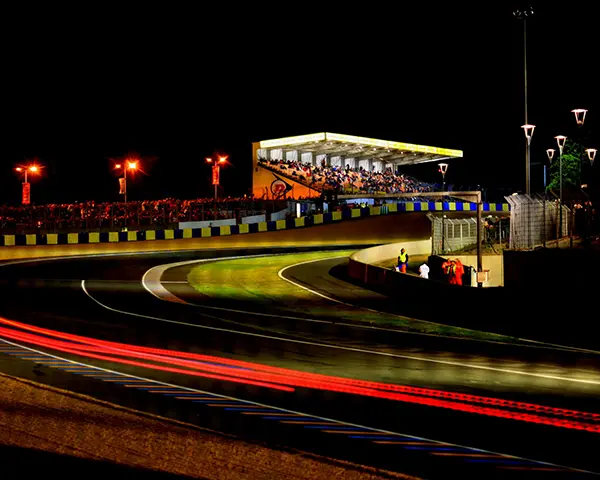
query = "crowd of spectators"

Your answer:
(0, 197), (264, 233)
(258, 157), (435, 195)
